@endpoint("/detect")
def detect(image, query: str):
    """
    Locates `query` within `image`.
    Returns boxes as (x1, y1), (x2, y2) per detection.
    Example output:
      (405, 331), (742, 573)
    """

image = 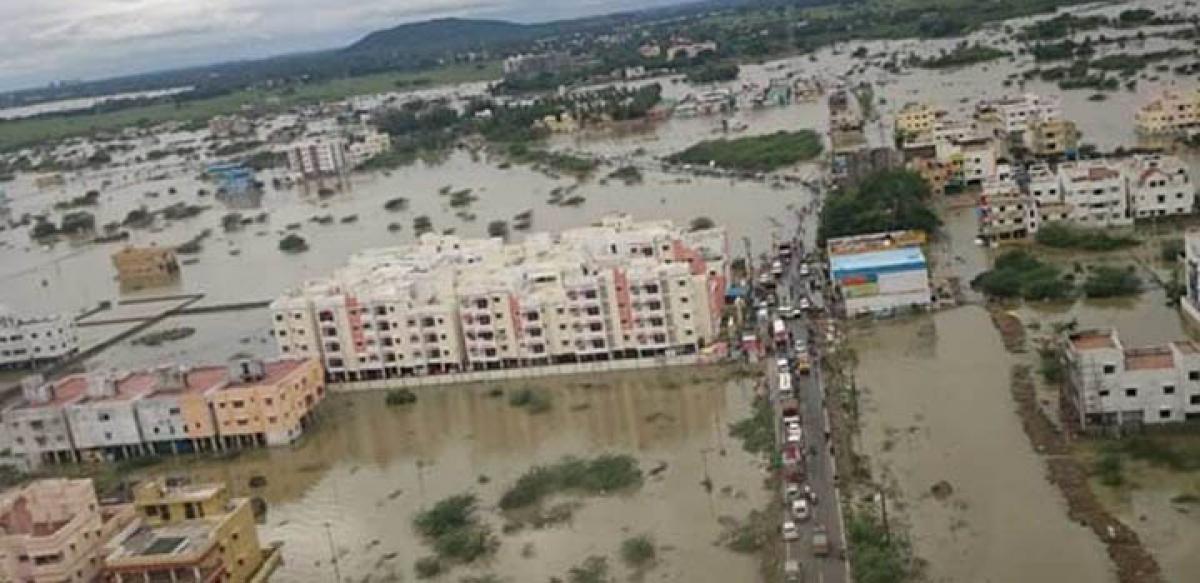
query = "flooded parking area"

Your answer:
(139, 366), (768, 582)
(851, 306), (1113, 583)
